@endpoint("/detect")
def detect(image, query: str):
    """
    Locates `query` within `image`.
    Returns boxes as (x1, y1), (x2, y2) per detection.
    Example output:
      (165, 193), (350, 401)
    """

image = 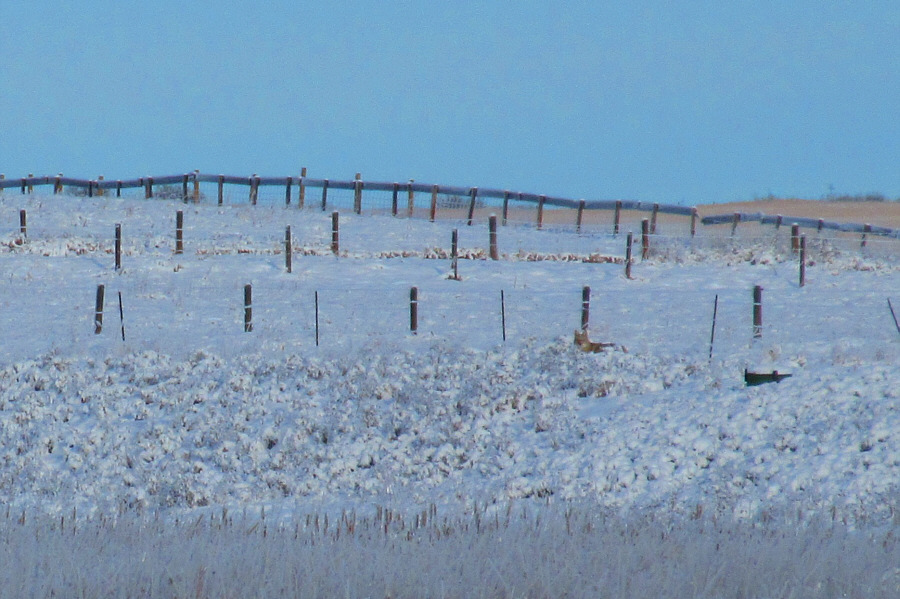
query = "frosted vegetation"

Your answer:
(0, 193), (897, 597)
